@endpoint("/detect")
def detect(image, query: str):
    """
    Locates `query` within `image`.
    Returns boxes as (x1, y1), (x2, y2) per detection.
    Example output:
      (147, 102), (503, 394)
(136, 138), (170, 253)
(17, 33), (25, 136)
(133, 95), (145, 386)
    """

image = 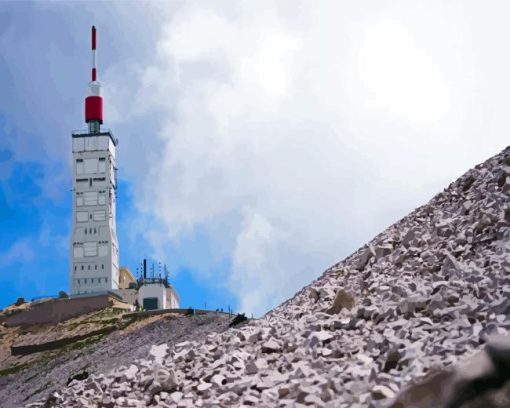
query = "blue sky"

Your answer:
(1, 1), (509, 315)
